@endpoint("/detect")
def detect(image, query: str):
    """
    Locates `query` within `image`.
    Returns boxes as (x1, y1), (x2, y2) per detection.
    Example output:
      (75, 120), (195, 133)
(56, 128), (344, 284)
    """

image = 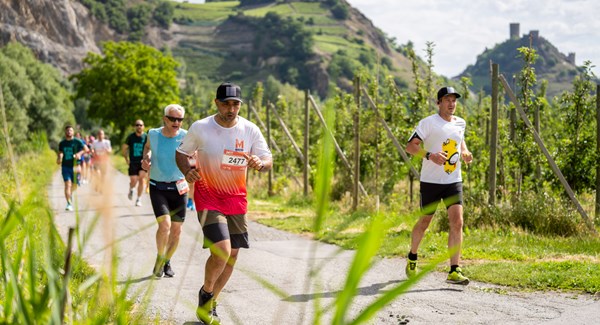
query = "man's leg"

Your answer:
(64, 180), (72, 204)
(213, 248), (239, 299)
(165, 221), (182, 260)
(409, 214), (434, 254)
(447, 204), (464, 266)
(129, 175), (138, 191)
(203, 240), (232, 293)
(137, 170), (147, 198)
(153, 215), (170, 276)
